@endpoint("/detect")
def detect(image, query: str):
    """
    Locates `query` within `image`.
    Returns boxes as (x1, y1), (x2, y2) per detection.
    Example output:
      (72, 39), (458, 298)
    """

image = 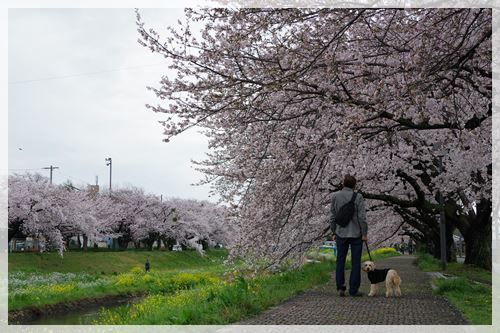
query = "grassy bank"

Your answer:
(416, 252), (491, 284)
(96, 247), (400, 325)
(10, 246), (400, 321)
(96, 262), (334, 324)
(416, 252), (491, 325)
(8, 249), (230, 311)
(9, 268), (224, 311)
(9, 249), (227, 274)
